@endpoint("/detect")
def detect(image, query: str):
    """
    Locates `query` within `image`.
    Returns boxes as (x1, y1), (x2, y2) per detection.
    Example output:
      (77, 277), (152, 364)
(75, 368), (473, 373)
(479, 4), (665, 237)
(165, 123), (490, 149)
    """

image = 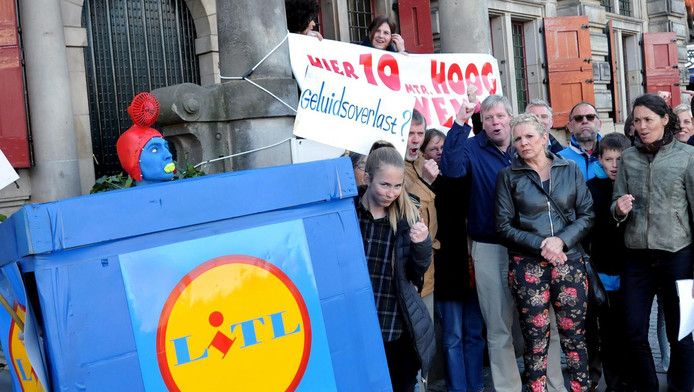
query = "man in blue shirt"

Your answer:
(558, 101), (602, 181)
(441, 95), (566, 392)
